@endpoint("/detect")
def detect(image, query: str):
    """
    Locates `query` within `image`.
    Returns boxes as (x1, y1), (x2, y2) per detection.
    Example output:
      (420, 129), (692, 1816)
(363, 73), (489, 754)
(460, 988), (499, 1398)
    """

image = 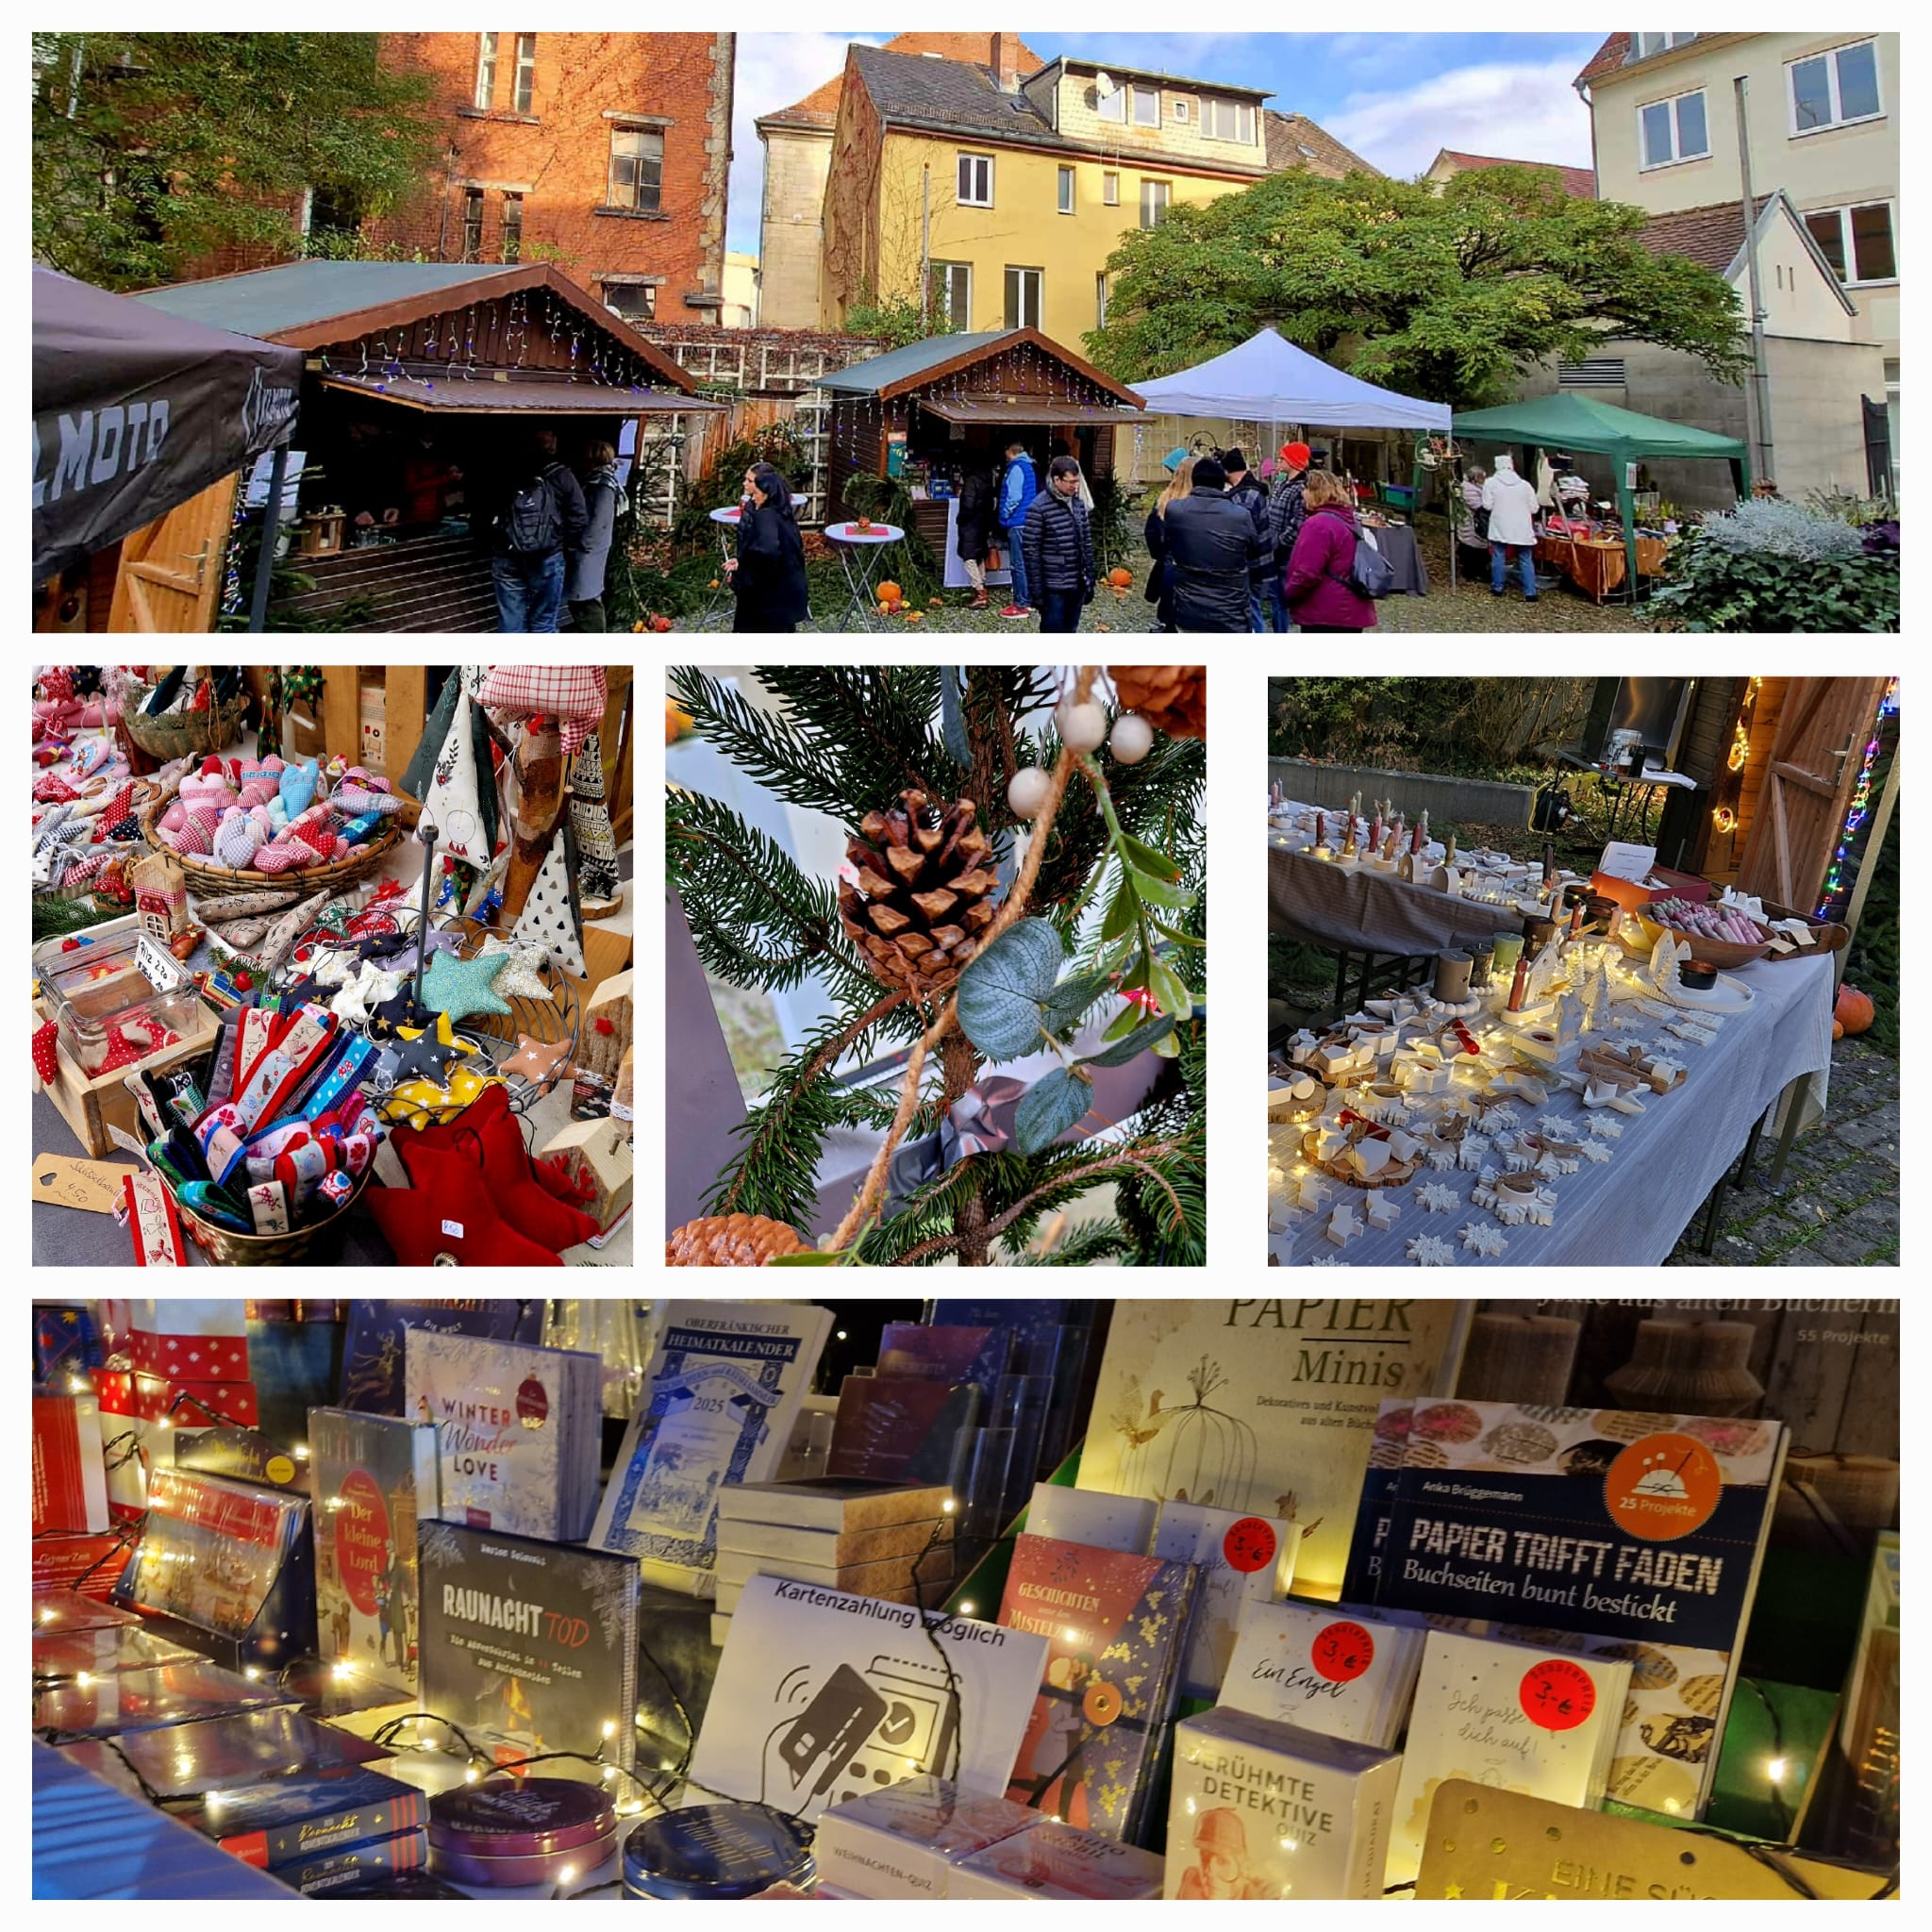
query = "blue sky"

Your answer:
(727, 31), (1606, 253)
